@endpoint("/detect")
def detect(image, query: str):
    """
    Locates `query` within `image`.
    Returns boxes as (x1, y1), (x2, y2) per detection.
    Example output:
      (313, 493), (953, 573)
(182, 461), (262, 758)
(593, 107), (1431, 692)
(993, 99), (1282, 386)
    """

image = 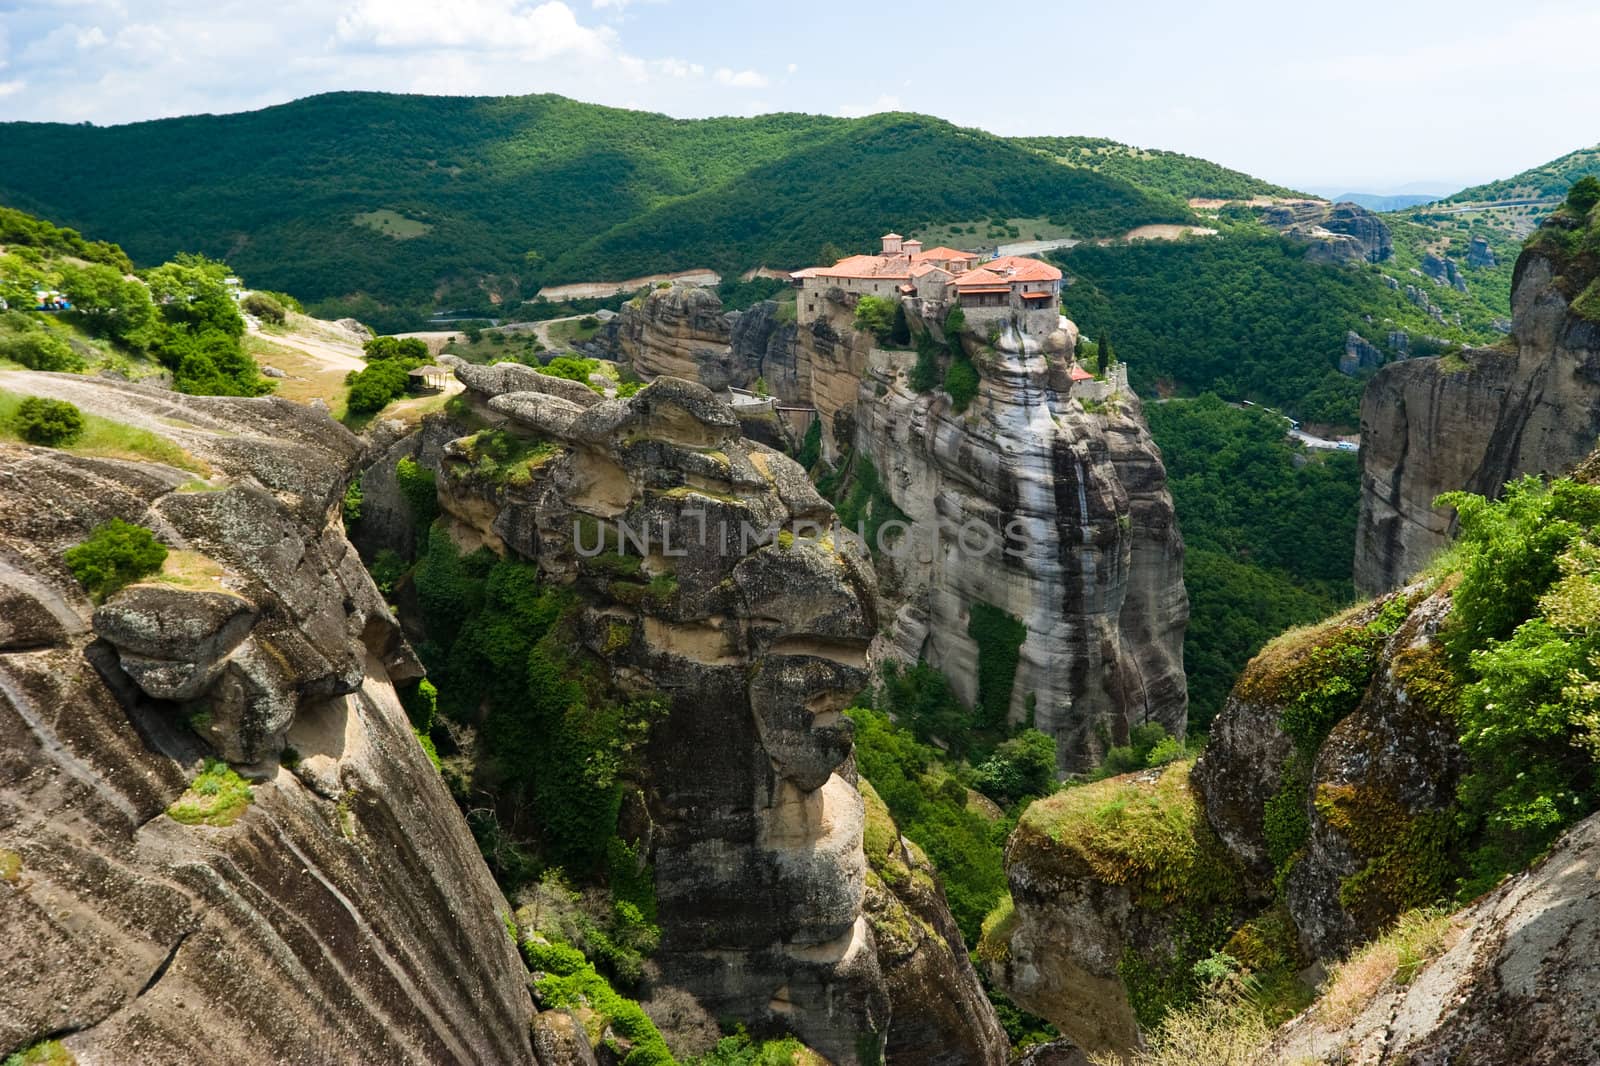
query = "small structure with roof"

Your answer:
(407, 365), (451, 391)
